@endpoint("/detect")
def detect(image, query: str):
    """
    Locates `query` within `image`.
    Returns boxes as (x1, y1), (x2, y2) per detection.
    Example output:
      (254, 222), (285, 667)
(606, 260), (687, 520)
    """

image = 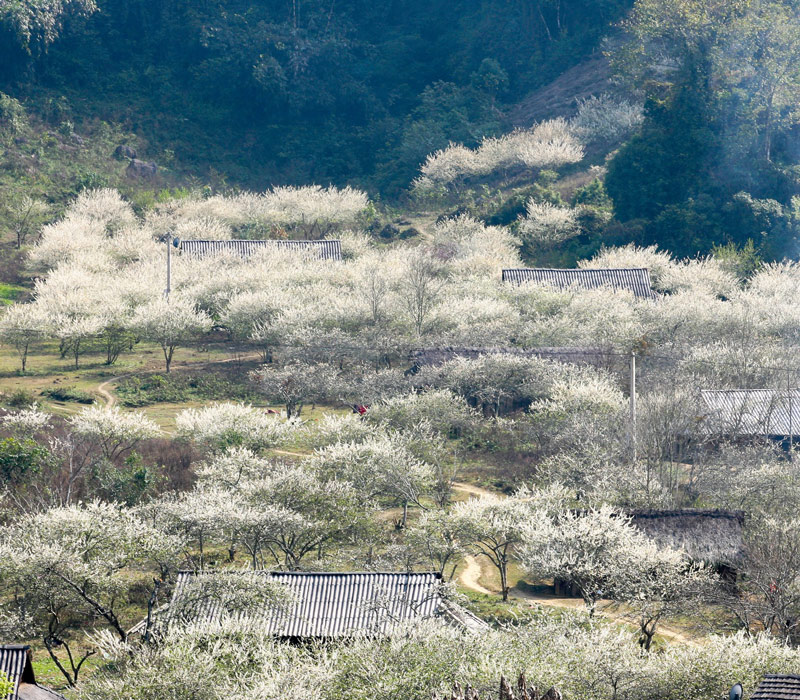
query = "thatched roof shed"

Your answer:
(700, 389), (800, 438)
(628, 509), (745, 566)
(130, 571), (486, 640)
(0, 646), (65, 700)
(502, 267), (657, 299)
(178, 239), (342, 261)
(752, 675), (800, 700)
